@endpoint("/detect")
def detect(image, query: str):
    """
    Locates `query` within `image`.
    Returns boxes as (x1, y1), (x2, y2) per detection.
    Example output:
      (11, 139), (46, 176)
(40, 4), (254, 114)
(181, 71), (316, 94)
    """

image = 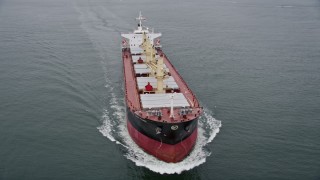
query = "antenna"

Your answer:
(169, 93), (175, 118)
(136, 11), (146, 30)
